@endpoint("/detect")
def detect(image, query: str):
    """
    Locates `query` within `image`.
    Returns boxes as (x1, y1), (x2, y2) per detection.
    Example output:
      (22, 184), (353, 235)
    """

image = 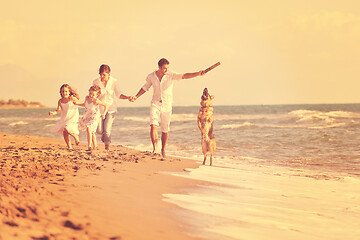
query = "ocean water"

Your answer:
(2, 104), (360, 174)
(2, 104), (360, 239)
